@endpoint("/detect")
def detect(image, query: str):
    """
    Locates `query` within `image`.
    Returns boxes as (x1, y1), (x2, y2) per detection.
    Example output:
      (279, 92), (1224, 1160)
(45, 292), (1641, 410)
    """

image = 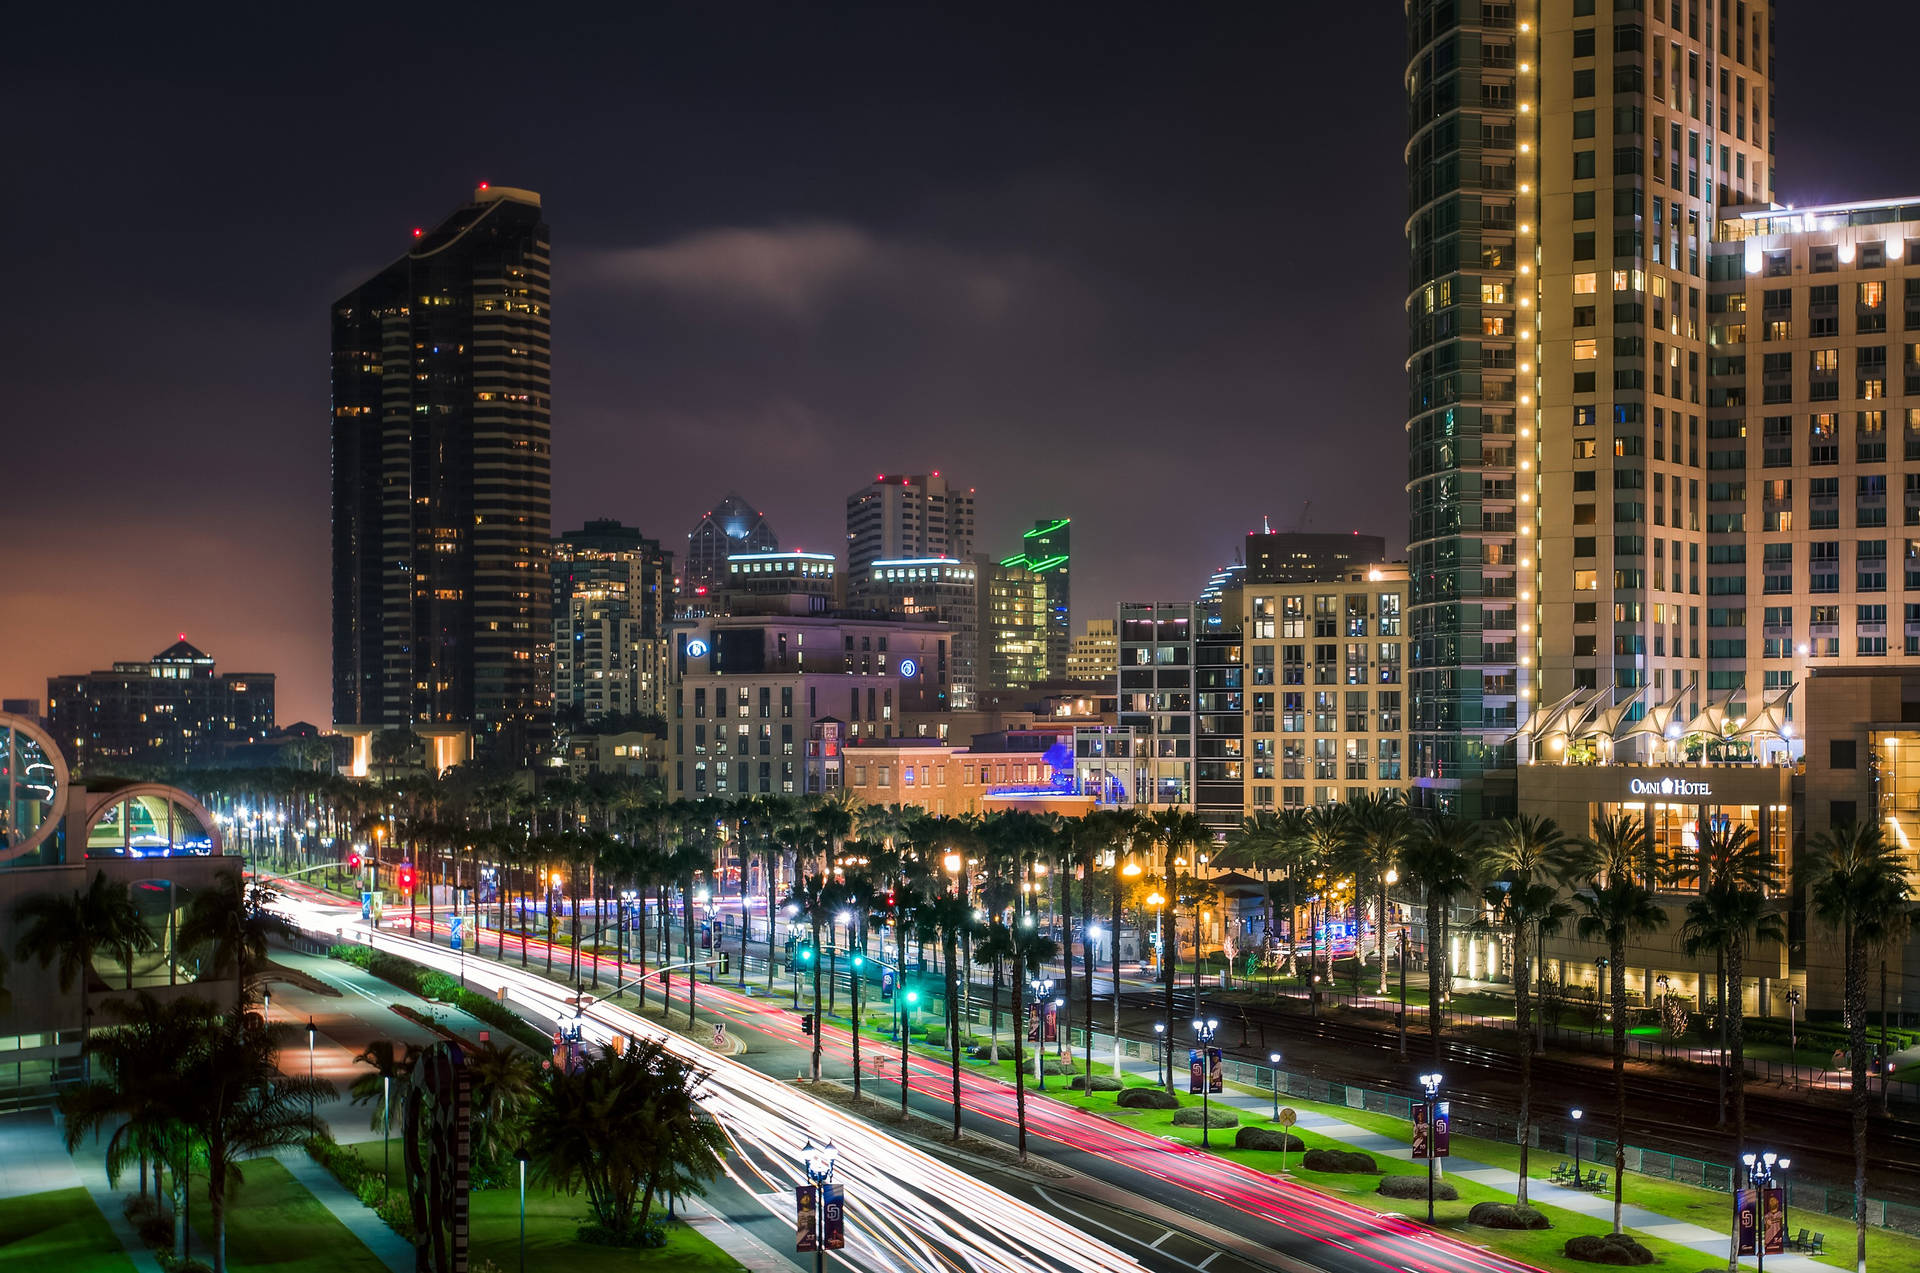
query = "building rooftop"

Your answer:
(1719, 195), (1920, 240)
